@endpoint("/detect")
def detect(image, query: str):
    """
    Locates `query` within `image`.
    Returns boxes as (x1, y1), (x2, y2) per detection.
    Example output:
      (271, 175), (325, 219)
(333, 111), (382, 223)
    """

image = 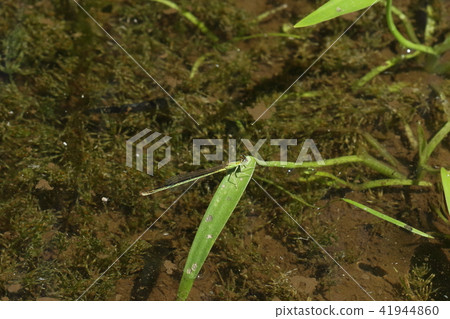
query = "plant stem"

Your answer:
(233, 32), (304, 41)
(361, 132), (402, 168)
(381, 0), (420, 43)
(251, 4), (288, 24)
(189, 52), (215, 79)
(423, 121), (450, 162)
(255, 155), (363, 168)
(254, 176), (316, 207)
(354, 51), (420, 88)
(255, 154), (405, 179)
(417, 121), (450, 179)
(314, 171), (431, 190)
(152, 0), (219, 42)
(385, 0), (437, 55)
(360, 153), (406, 179)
